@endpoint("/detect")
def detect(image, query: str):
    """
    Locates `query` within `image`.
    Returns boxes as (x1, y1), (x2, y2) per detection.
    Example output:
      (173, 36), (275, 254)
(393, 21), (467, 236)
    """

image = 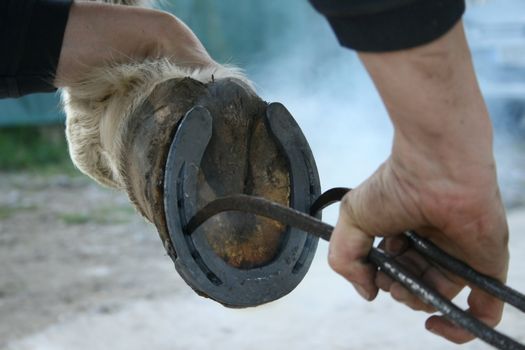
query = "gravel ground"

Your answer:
(0, 172), (181, 349)
(0, 172), (523, 350)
